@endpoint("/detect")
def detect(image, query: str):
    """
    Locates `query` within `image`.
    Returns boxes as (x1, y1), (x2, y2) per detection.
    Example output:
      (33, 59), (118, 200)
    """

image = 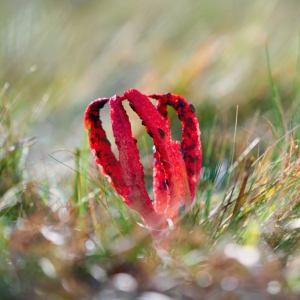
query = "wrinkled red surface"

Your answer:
(84, 98), (131, 205)
(149, 93), (202, 201)
(110, 95), (160, 227)
(153, 99), (170, 213)
(124, 89), (191, 220)
(84, 89), (201, 229)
